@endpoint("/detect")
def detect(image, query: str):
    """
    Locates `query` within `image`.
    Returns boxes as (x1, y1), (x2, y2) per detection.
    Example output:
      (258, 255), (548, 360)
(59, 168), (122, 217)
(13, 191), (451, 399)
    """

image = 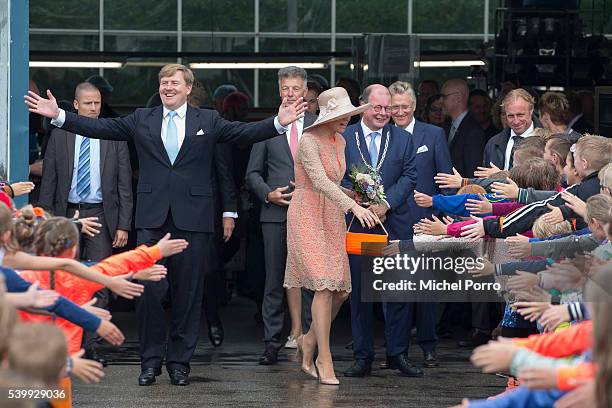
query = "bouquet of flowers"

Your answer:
(349, 165), (386, 205)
